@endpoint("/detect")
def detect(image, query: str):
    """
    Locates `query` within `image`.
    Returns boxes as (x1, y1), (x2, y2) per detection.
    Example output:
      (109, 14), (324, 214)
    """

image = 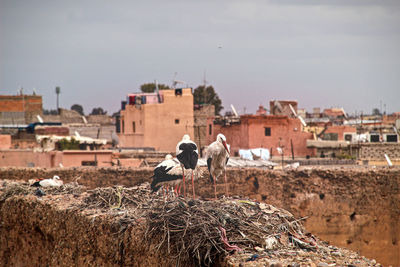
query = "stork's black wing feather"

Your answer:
(179, 142), (197, 151)
(151, 165), (182, 192)
(31, 181), (41, 187)
(177, 150), (198, 169)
